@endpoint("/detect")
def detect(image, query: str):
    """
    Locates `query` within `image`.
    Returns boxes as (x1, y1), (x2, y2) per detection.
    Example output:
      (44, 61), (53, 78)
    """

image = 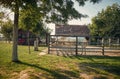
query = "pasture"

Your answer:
(0, 42), (120, 79)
